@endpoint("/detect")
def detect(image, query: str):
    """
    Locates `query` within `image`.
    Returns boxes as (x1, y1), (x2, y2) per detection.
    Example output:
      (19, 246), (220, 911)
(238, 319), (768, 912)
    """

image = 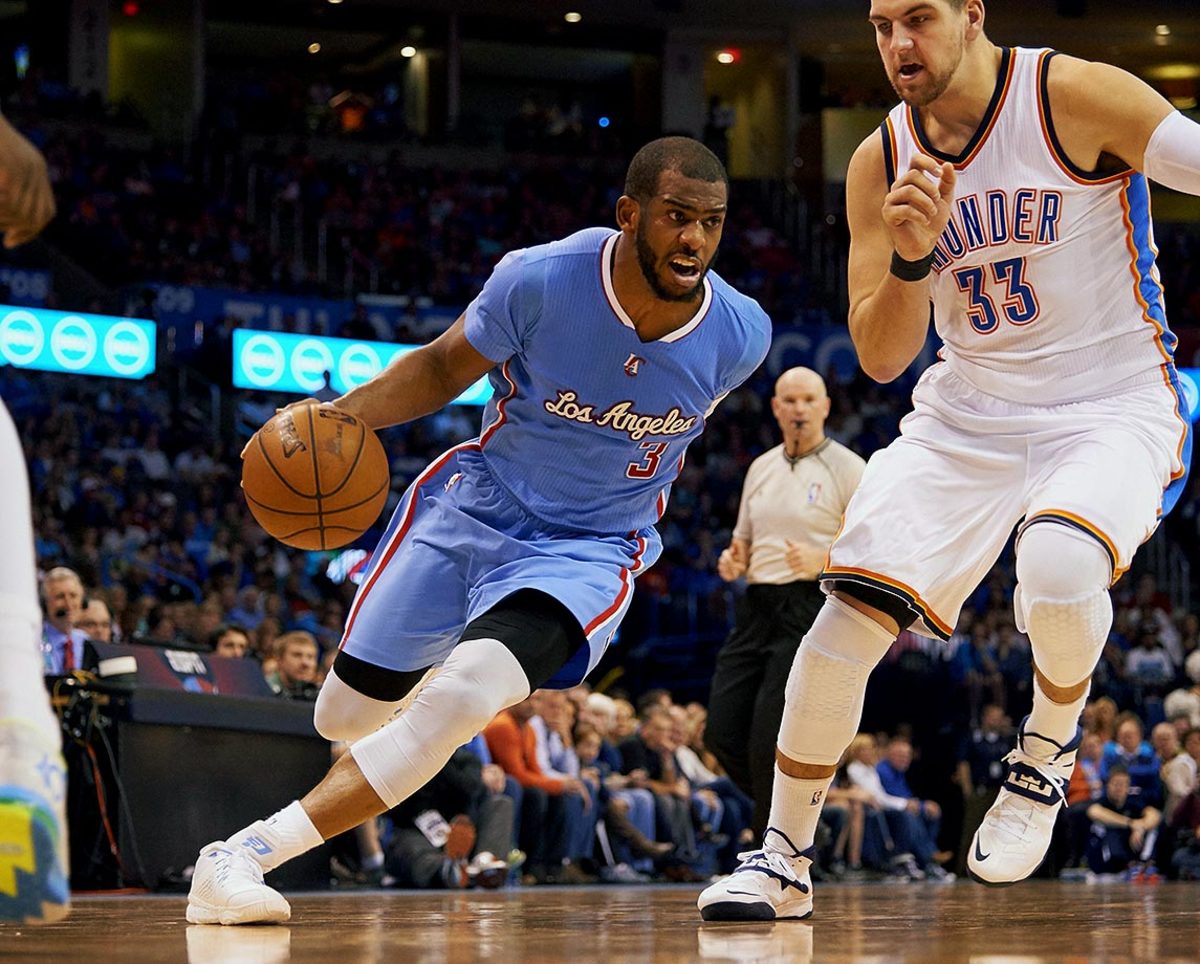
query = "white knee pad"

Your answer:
(1015, 523), (1113, 689)
(776, 596), (896, 767)
(350, 637), (530, 808)
(313, 668), (405, 744)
